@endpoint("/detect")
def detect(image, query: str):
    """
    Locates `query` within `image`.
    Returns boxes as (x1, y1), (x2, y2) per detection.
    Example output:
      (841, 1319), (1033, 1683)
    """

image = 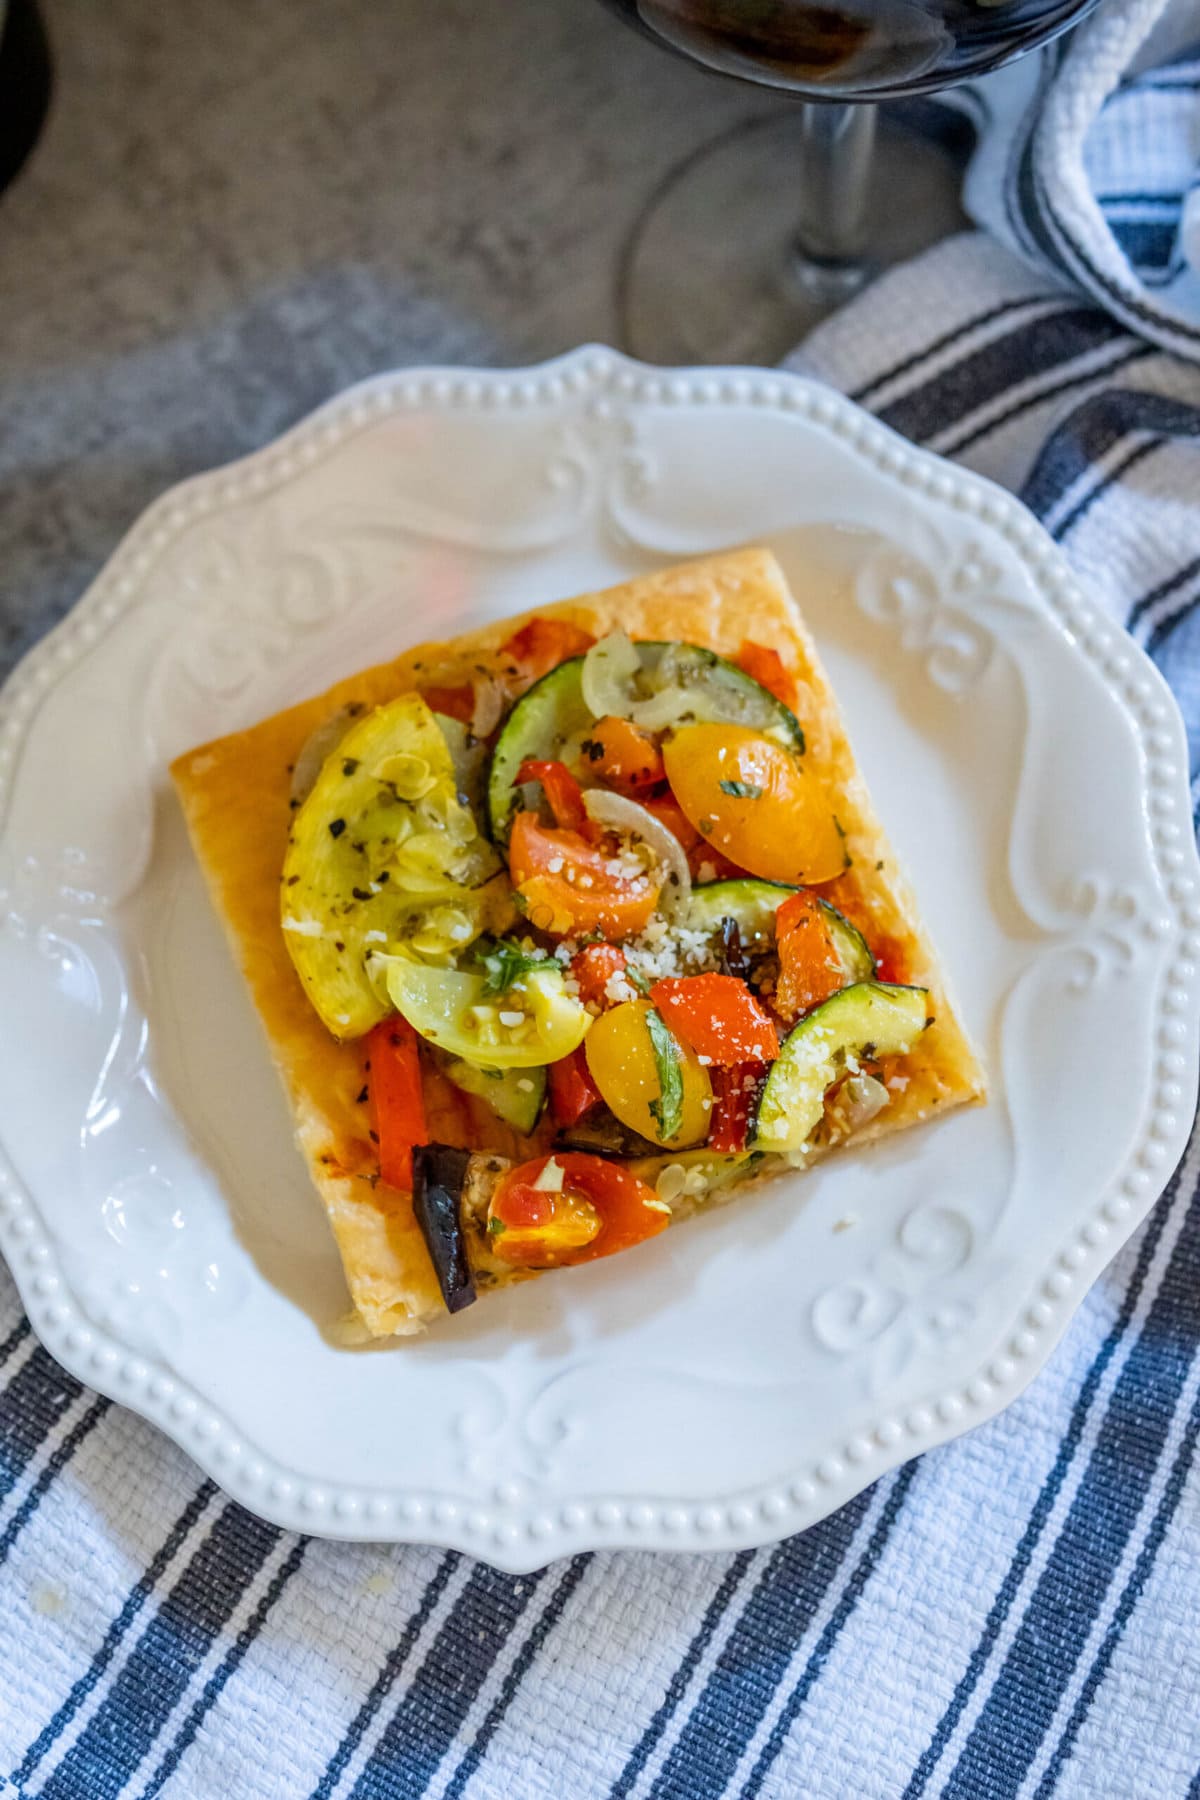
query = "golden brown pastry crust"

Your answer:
(171, 547), (985, 1338)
